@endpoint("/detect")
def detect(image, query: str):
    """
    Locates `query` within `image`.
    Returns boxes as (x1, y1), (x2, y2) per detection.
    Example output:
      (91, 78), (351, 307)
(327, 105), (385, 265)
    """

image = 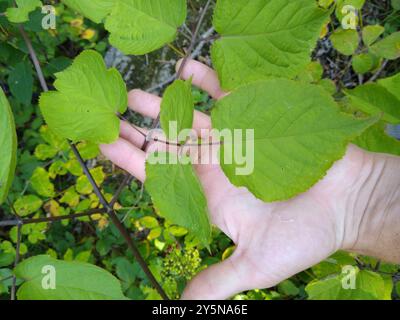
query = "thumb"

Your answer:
(181, 253), (248, 300)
